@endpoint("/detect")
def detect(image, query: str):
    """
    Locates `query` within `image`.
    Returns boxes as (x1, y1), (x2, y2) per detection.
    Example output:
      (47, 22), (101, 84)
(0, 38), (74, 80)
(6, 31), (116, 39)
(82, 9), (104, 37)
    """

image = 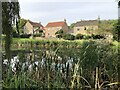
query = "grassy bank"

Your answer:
(10, 38), (86, 50)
